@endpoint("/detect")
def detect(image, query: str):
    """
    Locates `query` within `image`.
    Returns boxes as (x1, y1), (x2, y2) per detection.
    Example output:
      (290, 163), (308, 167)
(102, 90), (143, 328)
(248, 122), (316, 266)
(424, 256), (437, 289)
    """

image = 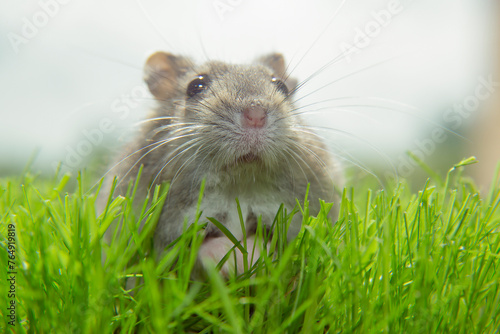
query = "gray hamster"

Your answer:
(101, 51), (343, 275)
